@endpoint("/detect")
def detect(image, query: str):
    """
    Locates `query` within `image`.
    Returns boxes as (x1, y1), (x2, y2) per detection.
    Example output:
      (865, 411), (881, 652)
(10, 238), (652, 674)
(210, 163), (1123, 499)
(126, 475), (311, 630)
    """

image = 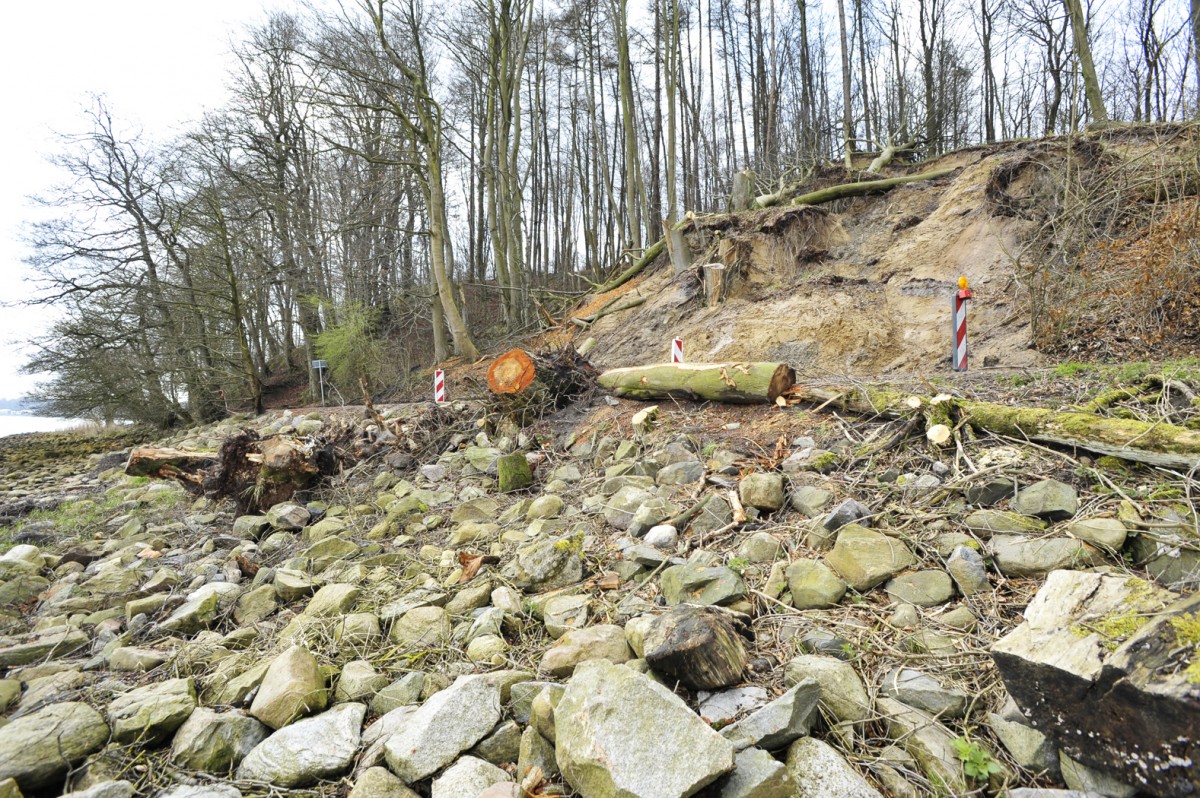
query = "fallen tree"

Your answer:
(128, 431), (339, 515)
(598, 362), (795, 404)
(591, 166), (958, 295)
(792, 385), (1200, 470)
